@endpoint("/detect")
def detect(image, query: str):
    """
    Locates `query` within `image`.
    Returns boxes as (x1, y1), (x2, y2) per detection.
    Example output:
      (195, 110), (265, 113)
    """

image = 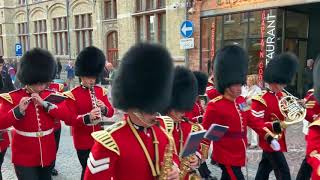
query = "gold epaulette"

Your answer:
(159, 116), (174, 135)
(252, 94), (267, 107)
(309, 119), (320, 128)
(0, 93), (13, 104)
(306, 100), (316, 109)
(209, 95), (223, 103)
(59, 84), (64, 92)
(91, 121), (126, 156)
(191, 123), (203, 132)
(63, 91), (75, 100)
